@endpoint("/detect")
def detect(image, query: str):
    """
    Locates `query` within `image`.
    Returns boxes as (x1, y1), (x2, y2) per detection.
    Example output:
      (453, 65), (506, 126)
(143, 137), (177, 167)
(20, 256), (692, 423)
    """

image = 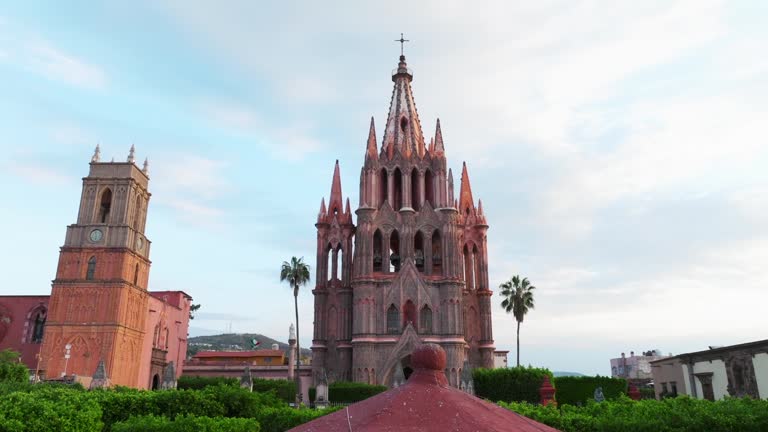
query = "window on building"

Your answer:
(424, 169), (434, 206)
(373, 230), (383, 272)
(389, 230), (400, 272)
(411, 168), (420, 211)
(420, 305), (432, 333)
(30, 308), (46, 343)
(414, 231), (424, 272)
(403, 300), (416, 328)
(98, 188), (112, 223)
(670, 381), (678, 396)
(386, 305), (399, 334)
(134, 263), (139, 286)
(393, 168), (403, 210)
(379, 169), (388, 207)
(86, 256), (97, 280)
(431, 230), (442, 275)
